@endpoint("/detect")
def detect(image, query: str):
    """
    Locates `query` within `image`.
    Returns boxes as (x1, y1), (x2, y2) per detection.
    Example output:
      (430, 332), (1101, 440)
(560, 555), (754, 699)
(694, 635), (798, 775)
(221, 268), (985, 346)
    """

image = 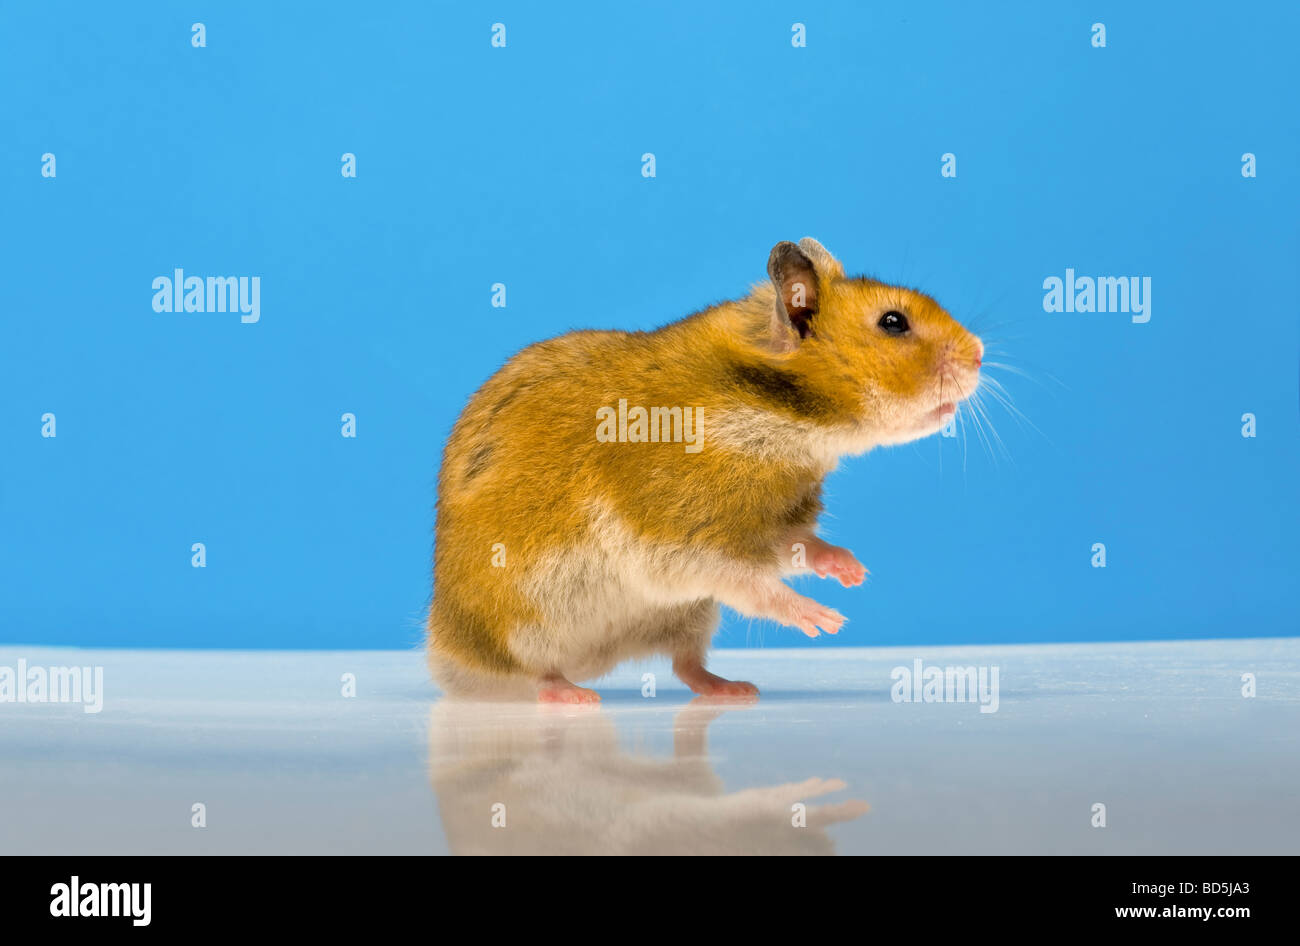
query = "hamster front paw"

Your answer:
(715, 578), (847, 640)
(810, 542), (868, 588)
(788, 596), (846, 638)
